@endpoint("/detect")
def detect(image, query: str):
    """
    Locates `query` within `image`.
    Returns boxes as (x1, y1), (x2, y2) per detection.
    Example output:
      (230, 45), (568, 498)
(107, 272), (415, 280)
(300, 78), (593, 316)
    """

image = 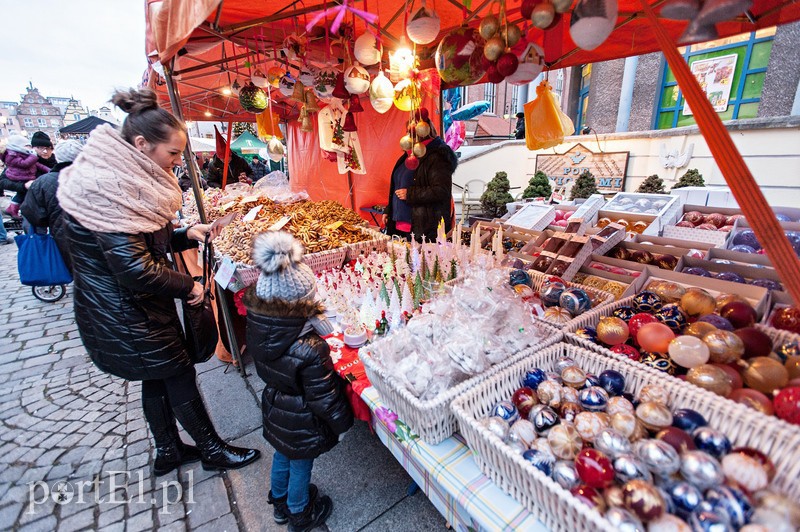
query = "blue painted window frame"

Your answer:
(653, 31), (774, 129)
(576, 65), (591, 134)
